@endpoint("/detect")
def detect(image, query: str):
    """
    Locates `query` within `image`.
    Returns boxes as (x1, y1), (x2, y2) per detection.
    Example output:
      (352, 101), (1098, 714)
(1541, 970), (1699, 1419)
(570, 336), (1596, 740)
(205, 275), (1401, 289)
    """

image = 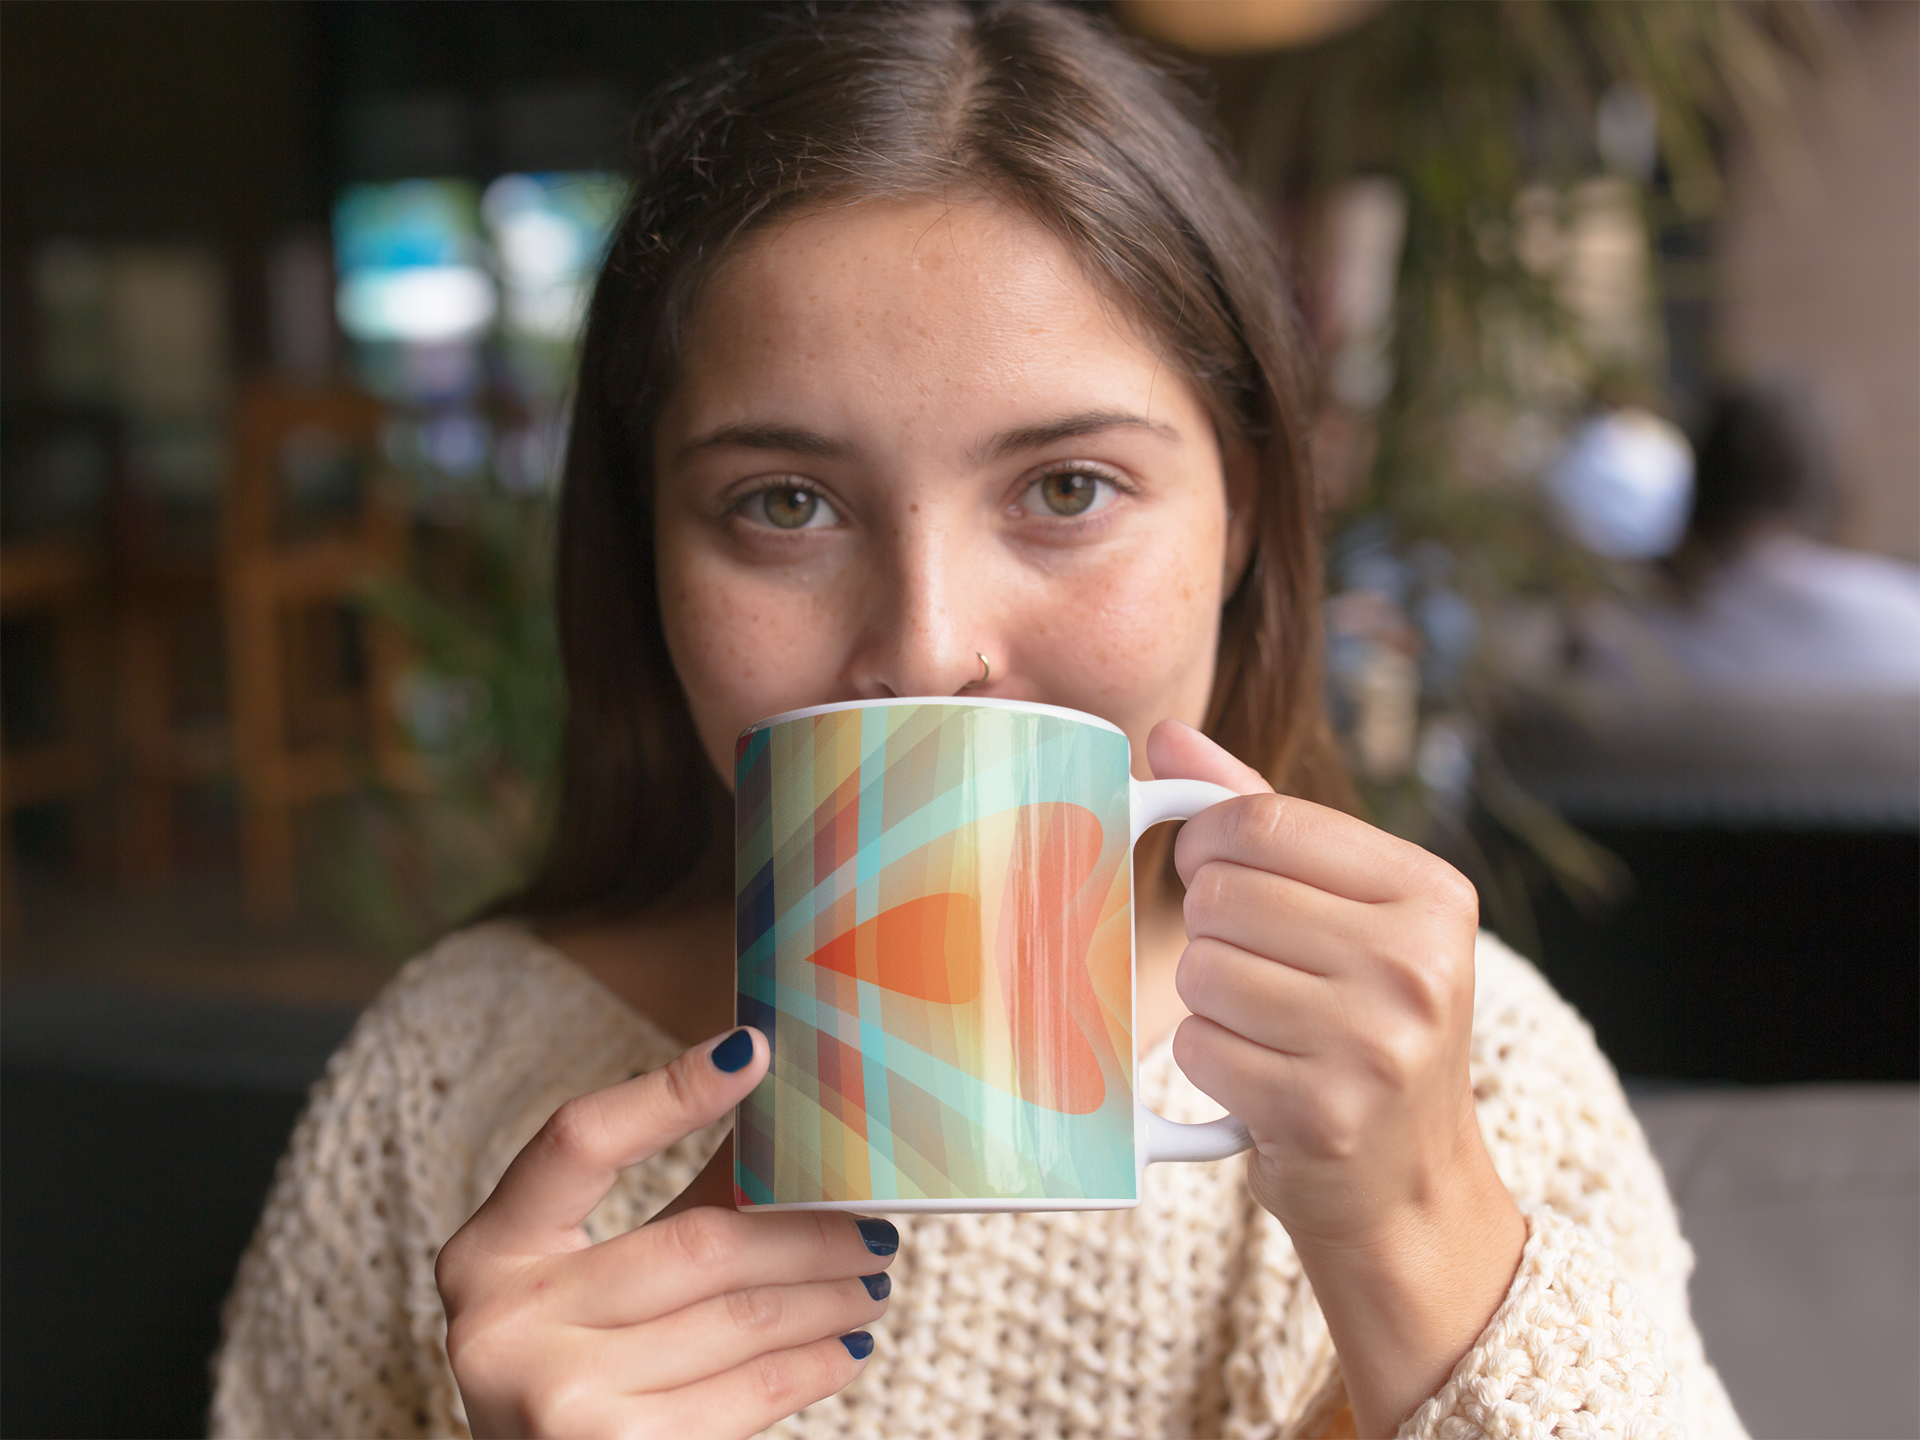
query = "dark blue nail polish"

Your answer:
(711, 1029), (753, 1073)
(839, 1331), (875, 1361)
(855, 1218), (898, 1255)
(859, 1272), (890, 1300)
